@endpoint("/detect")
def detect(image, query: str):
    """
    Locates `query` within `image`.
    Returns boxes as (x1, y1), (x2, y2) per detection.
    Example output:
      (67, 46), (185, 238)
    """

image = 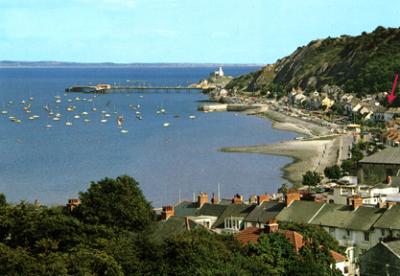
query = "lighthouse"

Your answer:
(217, 66), (224, 77)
